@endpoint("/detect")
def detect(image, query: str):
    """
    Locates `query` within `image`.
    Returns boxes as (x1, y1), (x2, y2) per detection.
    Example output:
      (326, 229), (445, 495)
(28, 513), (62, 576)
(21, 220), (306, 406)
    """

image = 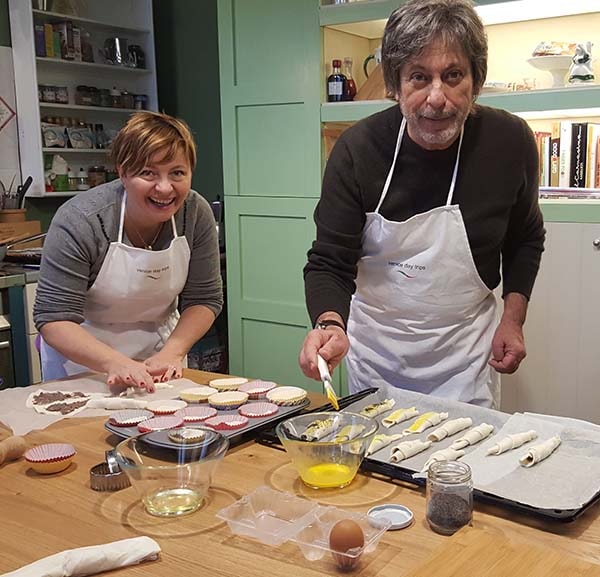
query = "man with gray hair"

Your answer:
(300, 0), (545, 408)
